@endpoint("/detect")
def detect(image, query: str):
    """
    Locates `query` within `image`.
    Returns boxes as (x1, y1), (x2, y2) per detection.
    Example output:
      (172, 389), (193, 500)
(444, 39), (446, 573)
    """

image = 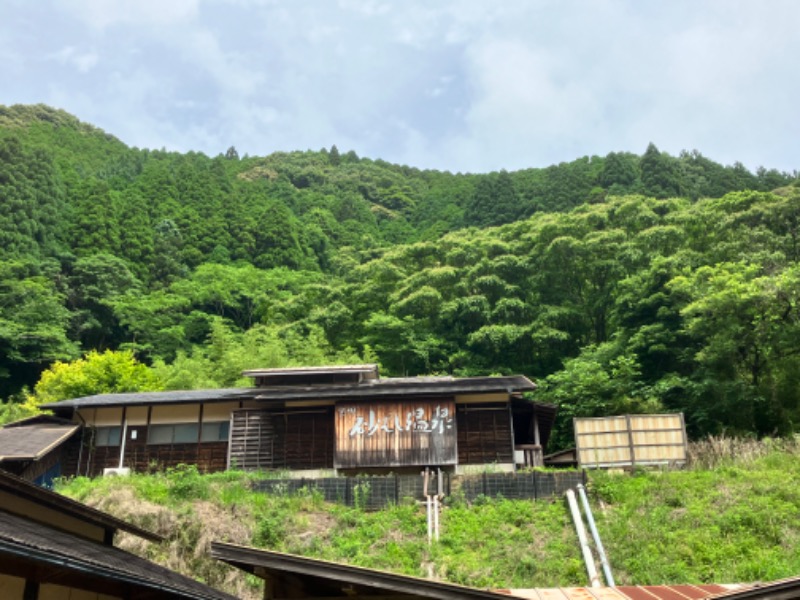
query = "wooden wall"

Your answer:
(85, 440), (228, 476)
(334, 399), (457, 468)
(456, 402), (514, 465)
(70, 396), (521, 475)
(229, 408), (334, 471)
